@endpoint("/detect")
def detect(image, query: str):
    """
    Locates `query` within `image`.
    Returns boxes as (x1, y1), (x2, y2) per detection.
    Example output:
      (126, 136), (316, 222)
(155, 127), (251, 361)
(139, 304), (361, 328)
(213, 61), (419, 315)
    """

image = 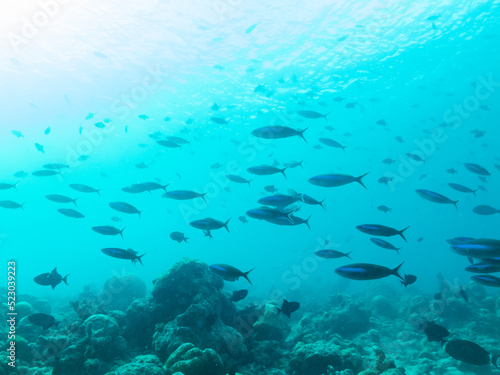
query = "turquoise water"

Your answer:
(1, 1), (500, 373)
